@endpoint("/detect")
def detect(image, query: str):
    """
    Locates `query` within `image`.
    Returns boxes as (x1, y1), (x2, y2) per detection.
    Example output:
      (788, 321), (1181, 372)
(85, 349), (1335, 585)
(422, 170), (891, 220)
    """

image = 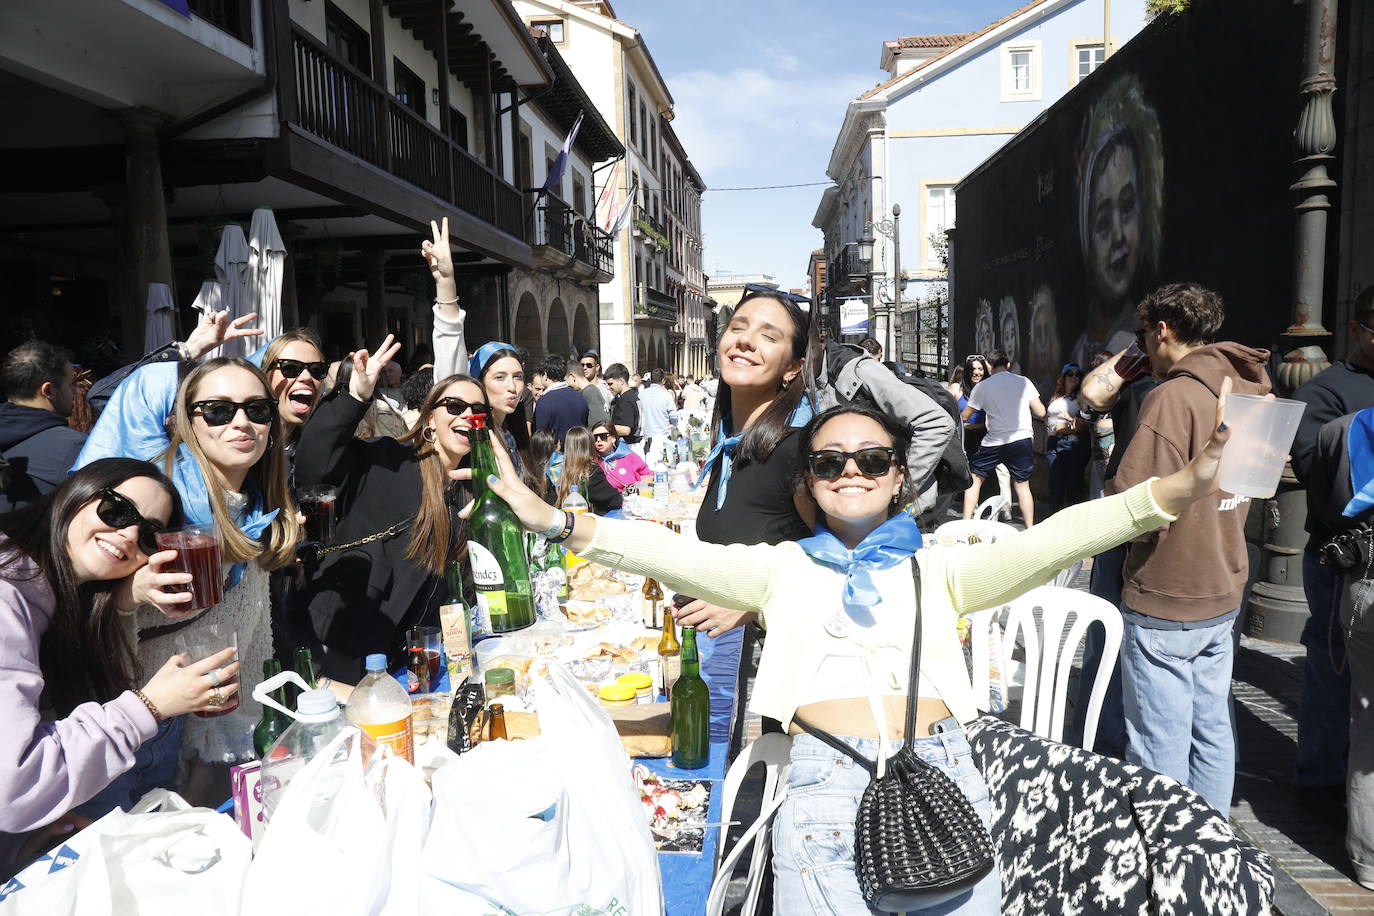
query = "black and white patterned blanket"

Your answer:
(964, 717), (1274, 915)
